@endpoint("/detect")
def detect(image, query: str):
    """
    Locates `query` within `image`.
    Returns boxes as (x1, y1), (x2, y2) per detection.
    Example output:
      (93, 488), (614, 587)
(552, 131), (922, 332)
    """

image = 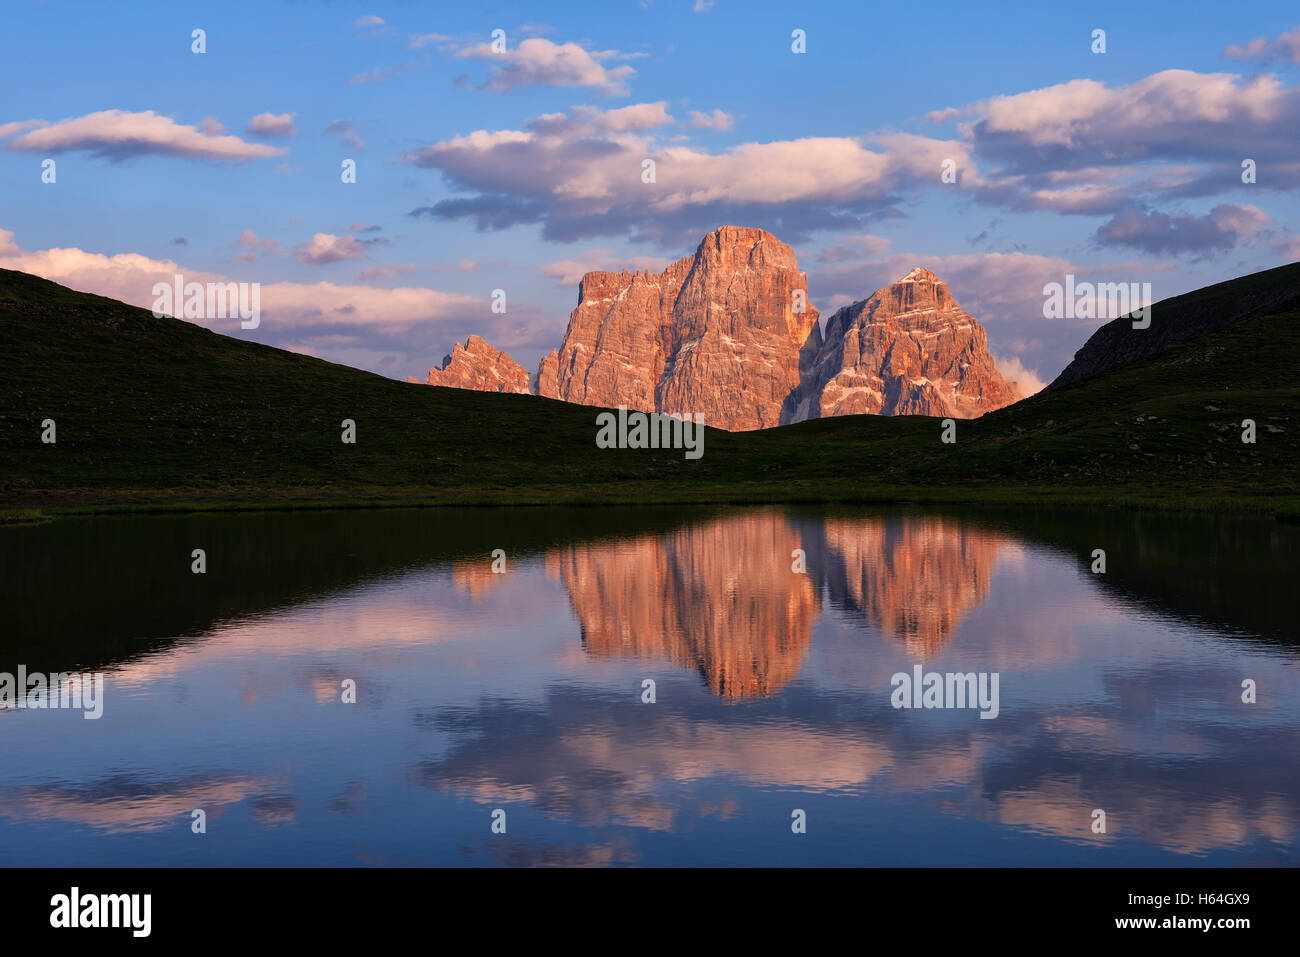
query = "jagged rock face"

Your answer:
(546, 511), (817, 697)
(544, 226), (821, 430)
(821, 516), (1002, 657)
(795, 267), (1019, 420)
(417, 231), (1021, 426)
(422, 334), (530, 394)
(446, 510), (1000, 694)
